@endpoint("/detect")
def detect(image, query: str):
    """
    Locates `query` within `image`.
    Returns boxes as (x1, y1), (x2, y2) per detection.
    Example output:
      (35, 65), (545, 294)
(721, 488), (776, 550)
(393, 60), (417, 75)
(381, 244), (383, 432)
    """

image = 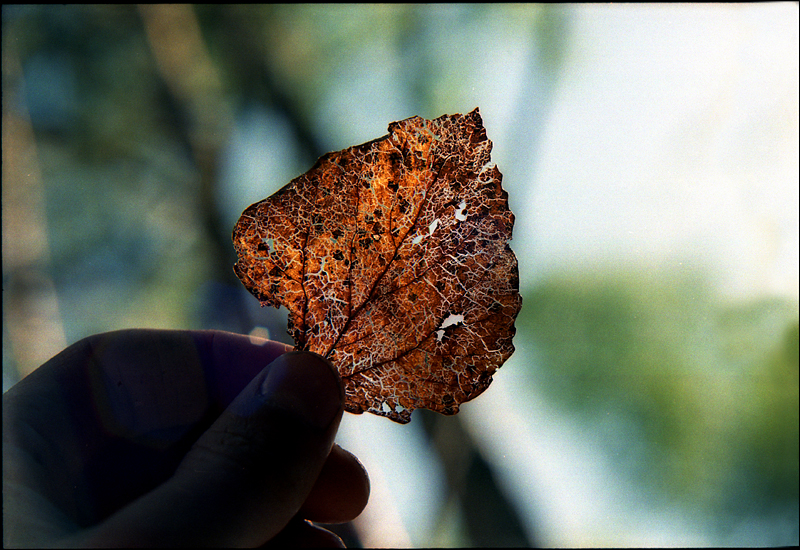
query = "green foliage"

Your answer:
(521, 268), (798, 517)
